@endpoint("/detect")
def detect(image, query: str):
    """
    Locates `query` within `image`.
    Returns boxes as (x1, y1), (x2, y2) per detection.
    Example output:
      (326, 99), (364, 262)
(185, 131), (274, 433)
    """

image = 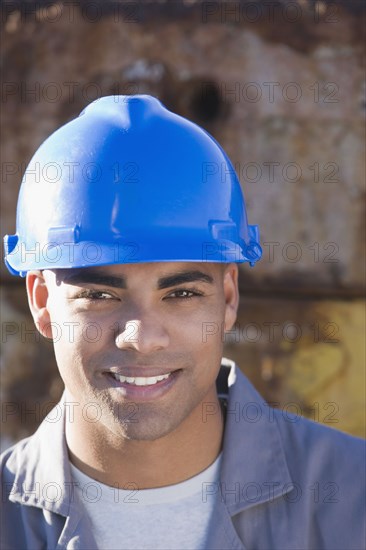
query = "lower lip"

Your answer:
(104, 370), (181, 401)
